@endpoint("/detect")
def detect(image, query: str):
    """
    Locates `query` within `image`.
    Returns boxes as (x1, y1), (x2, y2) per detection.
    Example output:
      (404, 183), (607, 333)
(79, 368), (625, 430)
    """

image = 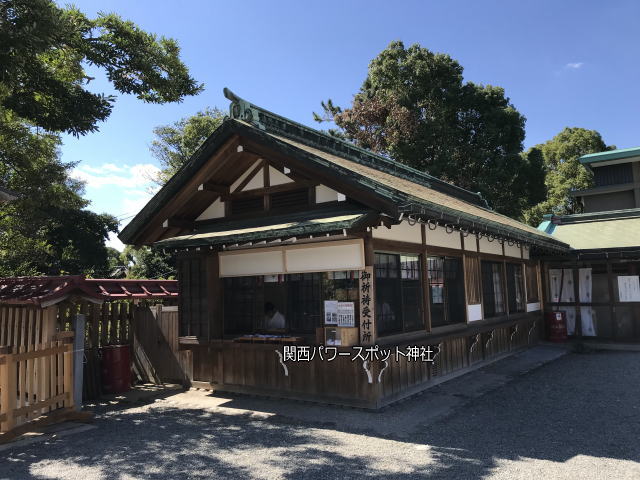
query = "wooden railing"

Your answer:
(0, 305), (57, 349)
(0, 335), (74, 435)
